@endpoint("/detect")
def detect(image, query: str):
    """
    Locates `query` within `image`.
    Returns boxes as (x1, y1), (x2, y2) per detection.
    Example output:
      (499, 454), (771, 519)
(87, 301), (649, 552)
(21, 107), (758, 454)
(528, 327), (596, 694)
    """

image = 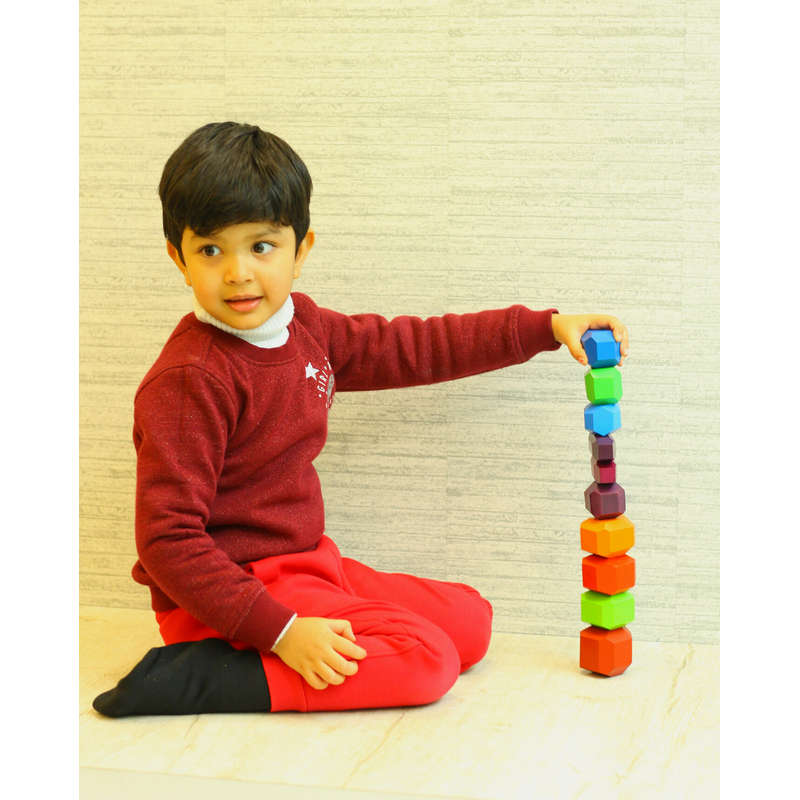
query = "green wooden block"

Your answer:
(581, 590), (635, 630)
(585, 367), (623, 405)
